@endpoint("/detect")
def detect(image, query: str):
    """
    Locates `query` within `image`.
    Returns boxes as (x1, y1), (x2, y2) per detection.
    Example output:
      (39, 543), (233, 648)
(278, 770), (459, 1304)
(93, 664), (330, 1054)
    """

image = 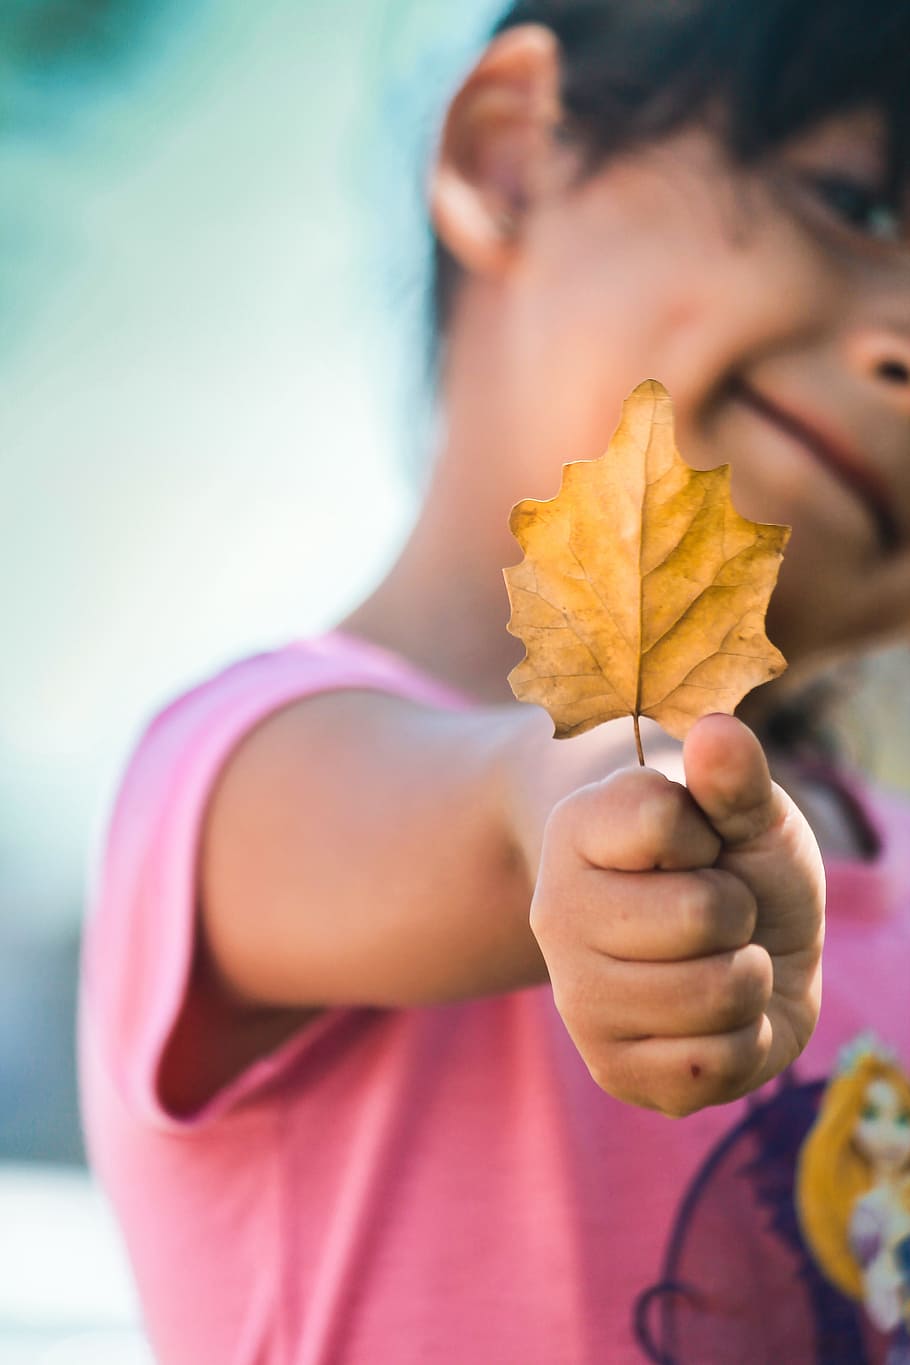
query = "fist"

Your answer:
(530, 714), (825, 1118)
